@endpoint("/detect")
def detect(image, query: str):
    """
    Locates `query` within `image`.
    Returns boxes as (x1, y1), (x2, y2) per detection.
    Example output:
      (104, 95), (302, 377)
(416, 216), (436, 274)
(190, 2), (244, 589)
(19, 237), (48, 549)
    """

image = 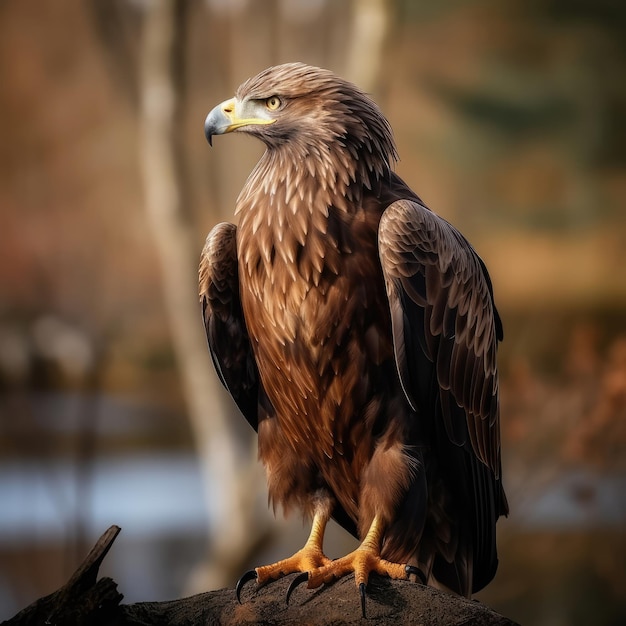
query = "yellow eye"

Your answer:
(266, 96), (281, 110)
